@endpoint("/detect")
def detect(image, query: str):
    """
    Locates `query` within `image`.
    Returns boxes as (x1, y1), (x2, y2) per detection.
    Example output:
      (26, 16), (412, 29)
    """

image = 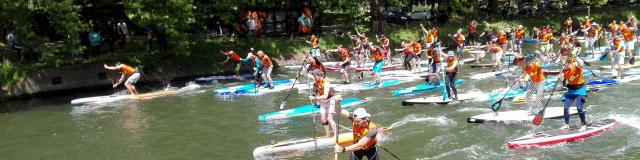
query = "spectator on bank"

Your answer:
(88, 29), (102, 58)
(117, 20), (129, 48)
(144, 26), (153, 54)
(5, 29), (22, 55)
